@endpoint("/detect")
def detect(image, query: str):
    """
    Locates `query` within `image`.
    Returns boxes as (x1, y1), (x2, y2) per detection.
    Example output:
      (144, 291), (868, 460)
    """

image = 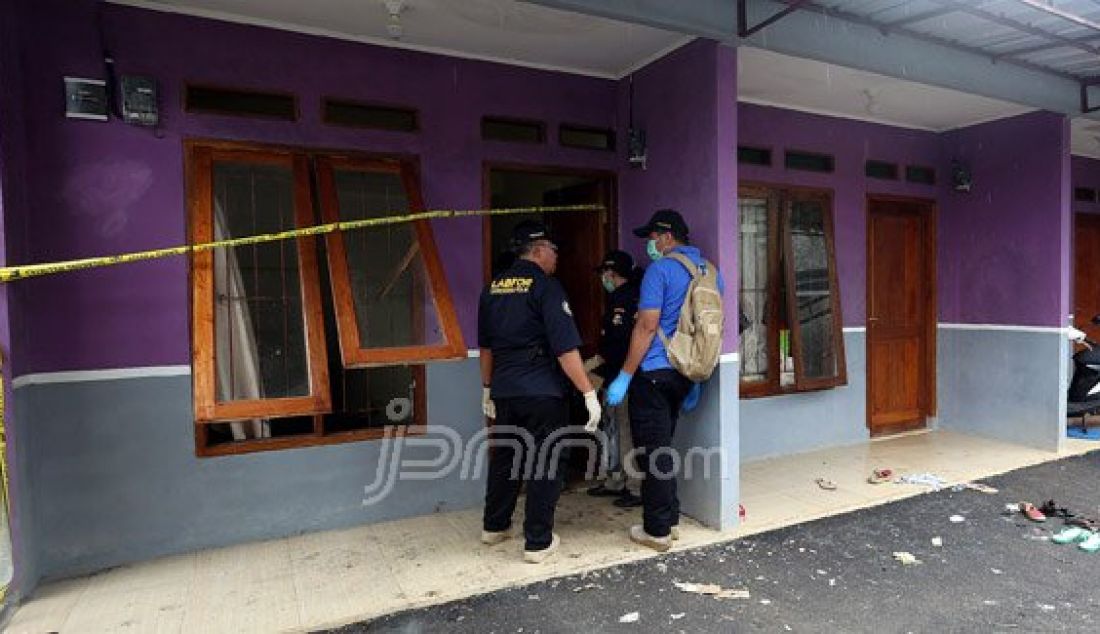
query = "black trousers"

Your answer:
(483, 396), (569, 551)
(628, 369), (693, 538)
